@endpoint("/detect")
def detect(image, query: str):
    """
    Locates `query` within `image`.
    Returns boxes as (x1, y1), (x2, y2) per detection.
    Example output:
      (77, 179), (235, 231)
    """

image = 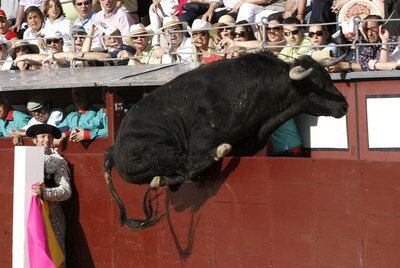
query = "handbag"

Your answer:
(182, 2), (209, 14)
